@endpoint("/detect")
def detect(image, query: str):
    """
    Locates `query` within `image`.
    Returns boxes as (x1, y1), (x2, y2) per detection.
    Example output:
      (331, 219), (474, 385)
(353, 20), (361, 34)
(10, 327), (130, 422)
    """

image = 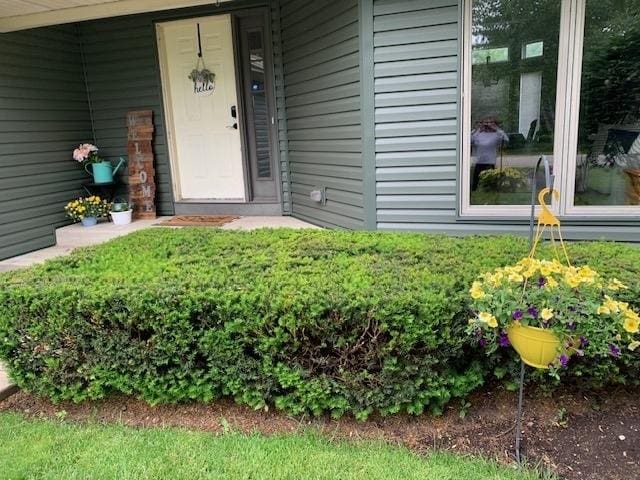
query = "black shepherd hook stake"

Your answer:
(514, 361), (526, 463)
(515, 155), (555, 463)
(196, 23), (203, 58)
